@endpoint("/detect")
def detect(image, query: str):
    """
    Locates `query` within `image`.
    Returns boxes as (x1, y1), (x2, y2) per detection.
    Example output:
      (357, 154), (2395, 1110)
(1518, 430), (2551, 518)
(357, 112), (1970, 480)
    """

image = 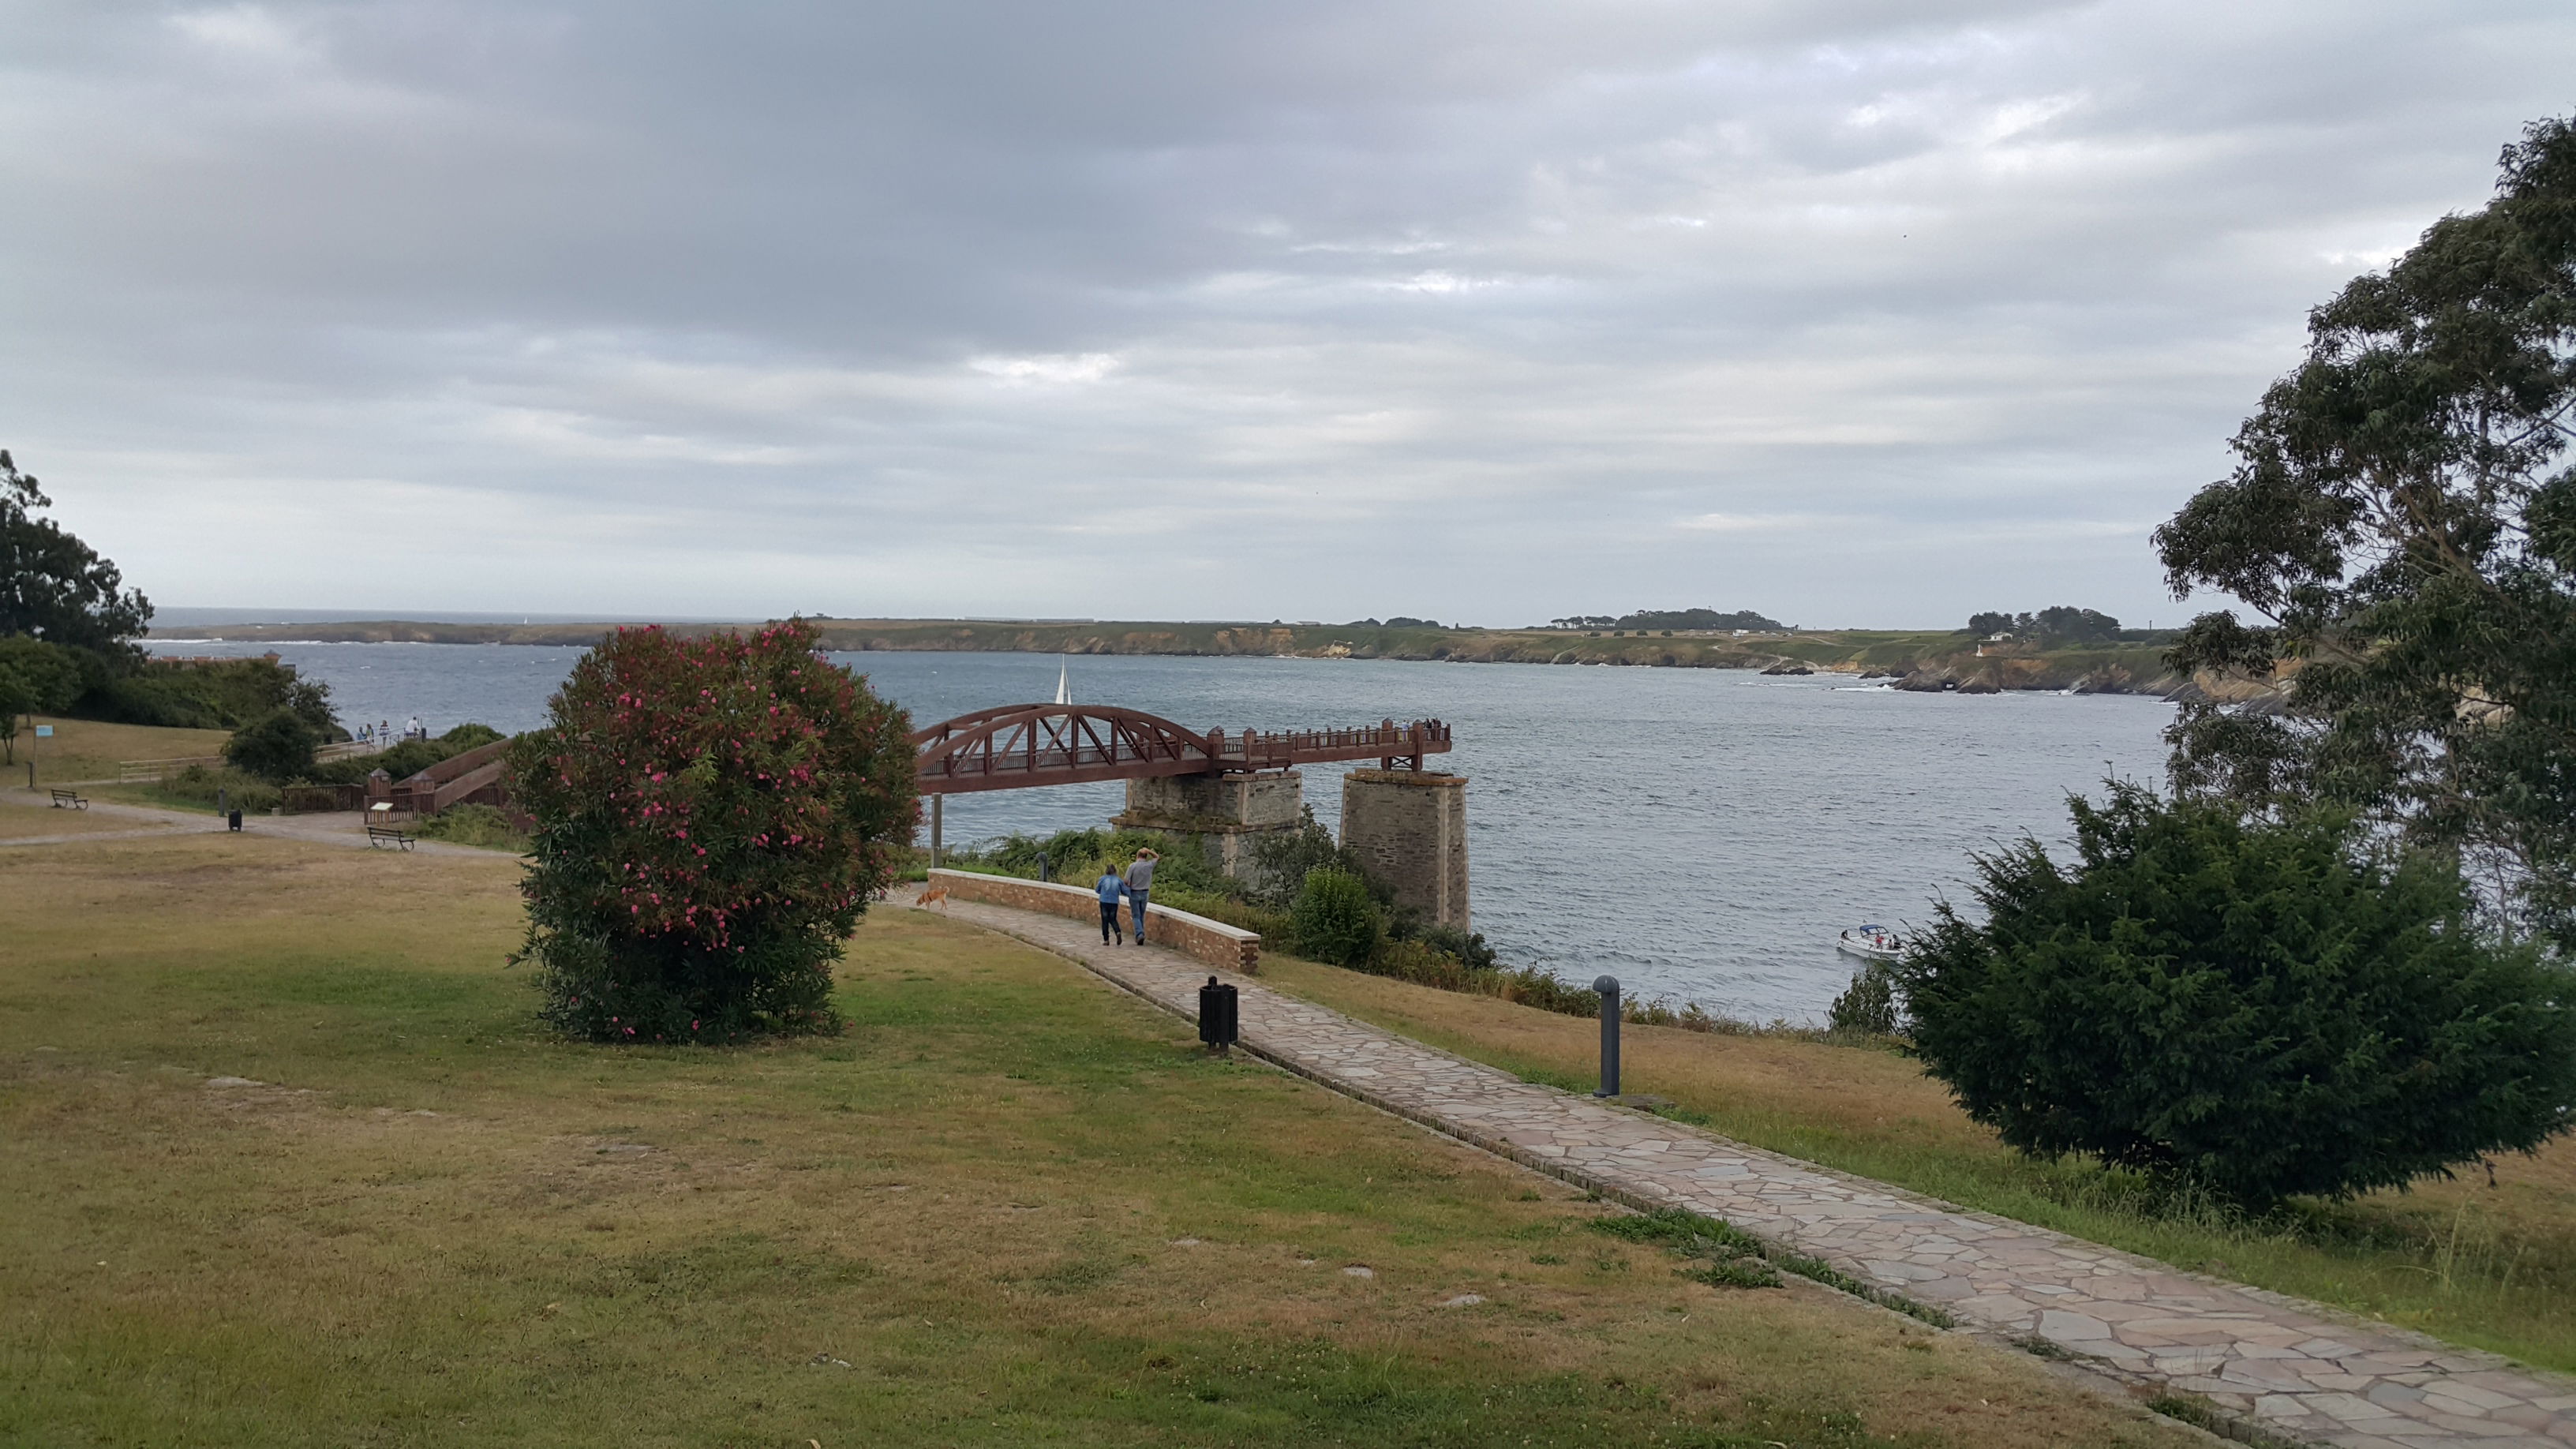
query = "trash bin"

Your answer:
(228, 809), (243, 833)
(1198, 976), (1239, 1054)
